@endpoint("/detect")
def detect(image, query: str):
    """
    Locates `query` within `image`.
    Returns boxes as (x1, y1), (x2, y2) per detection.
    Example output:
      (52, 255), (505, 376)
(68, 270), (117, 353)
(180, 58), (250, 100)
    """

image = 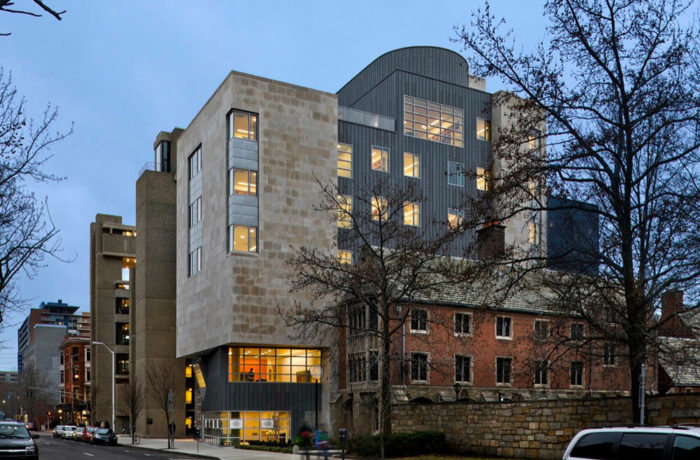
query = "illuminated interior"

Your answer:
(338, 250), (352, 264)
(229, 225), (257, 253)
(404, 96), (464, 147)
(337, 195), (352, 228)
(203, 410), (290, 445)
(371, 196), (387, 221)
(403, 152), (420, 178)
(228, 347), (322, 383)
(403, 201), (420, 226)
(337, 143), (352, 178)
(371, 146), (389, 172)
